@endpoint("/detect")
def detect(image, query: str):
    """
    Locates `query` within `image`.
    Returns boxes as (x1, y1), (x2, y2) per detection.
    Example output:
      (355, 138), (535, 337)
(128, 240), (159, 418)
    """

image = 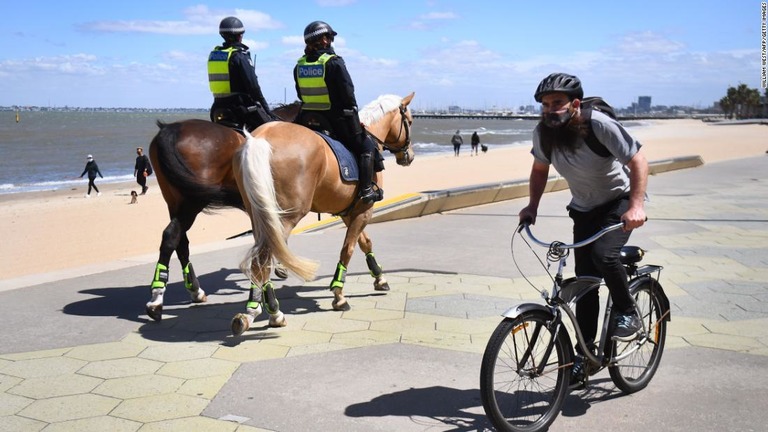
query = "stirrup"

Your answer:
(359, 184), (383, 203)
